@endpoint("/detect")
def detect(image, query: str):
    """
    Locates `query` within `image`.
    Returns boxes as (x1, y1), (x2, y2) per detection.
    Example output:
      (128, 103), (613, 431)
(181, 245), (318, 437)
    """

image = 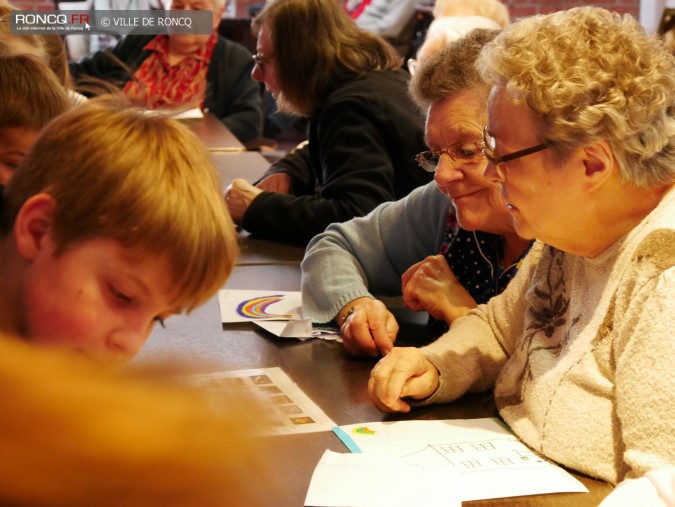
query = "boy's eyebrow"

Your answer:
(122, 272), (152, 298)
(114, 258), (155, 296)
(124, 271), (181, 314)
